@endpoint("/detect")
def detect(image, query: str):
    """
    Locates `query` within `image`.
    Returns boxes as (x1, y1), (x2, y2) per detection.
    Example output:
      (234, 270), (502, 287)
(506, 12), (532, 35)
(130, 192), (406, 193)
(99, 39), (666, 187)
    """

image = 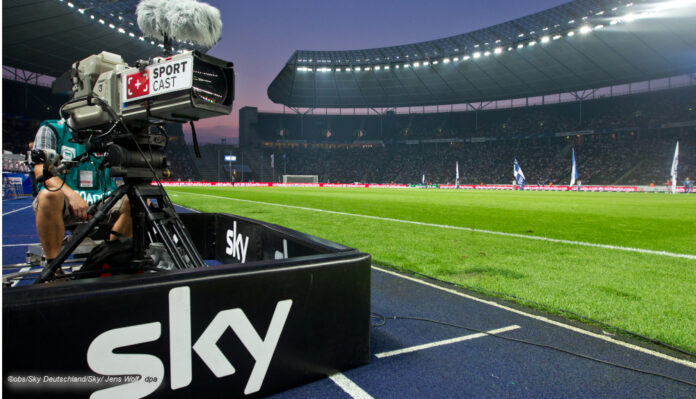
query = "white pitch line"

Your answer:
(375, 324), (521, 358)
(373, 266), (696, 369)
(169, 191), (696, 260)
(329, 373), (374, 399)
(2, 205), (33, 216)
